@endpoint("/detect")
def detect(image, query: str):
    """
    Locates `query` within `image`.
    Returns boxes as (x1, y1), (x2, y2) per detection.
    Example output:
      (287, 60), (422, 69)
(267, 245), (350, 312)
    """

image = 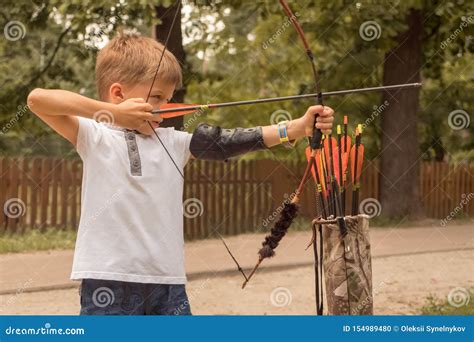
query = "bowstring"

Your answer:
(146, 0), (184, 179)
(147, 1), (247, 279)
